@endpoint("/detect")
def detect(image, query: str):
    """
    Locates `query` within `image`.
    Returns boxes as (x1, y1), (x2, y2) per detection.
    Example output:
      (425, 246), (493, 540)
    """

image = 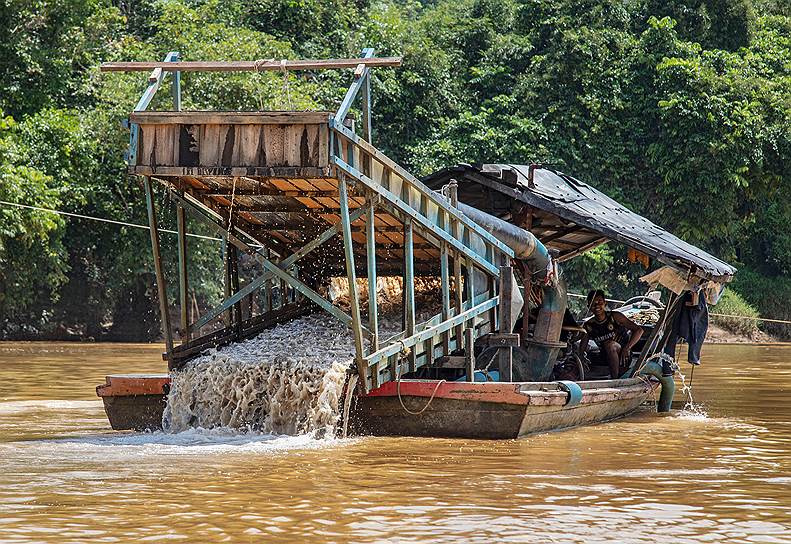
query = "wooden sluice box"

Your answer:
(129, 111), (331, 176)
